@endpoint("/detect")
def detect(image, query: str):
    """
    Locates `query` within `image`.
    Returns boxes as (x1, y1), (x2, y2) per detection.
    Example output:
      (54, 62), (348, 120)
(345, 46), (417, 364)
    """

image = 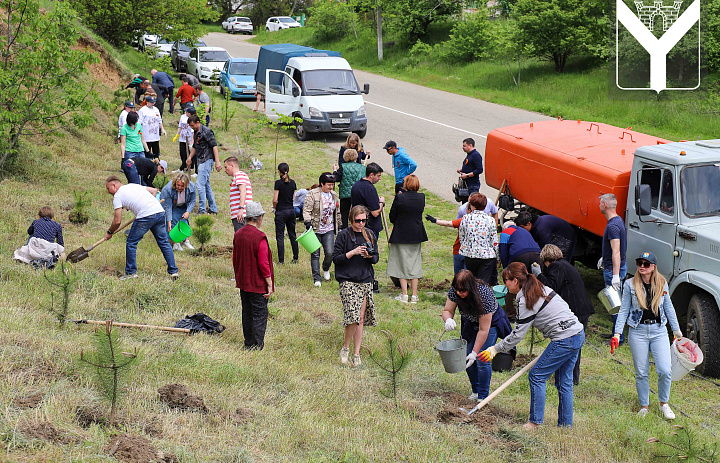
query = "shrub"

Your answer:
(442, 12), (495, 62)
(409, 40), (434, 61)
(308, 0), (357, 41)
